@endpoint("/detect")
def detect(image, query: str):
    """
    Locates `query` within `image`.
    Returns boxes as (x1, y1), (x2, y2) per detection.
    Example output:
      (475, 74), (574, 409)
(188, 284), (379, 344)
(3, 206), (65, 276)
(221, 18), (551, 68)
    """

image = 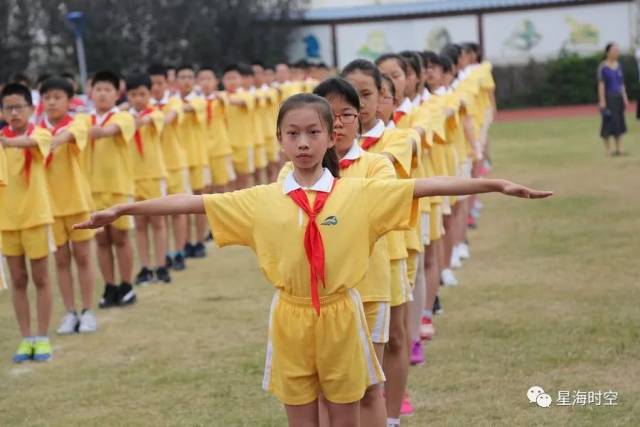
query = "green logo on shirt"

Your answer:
(321, 216), (338, 226)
